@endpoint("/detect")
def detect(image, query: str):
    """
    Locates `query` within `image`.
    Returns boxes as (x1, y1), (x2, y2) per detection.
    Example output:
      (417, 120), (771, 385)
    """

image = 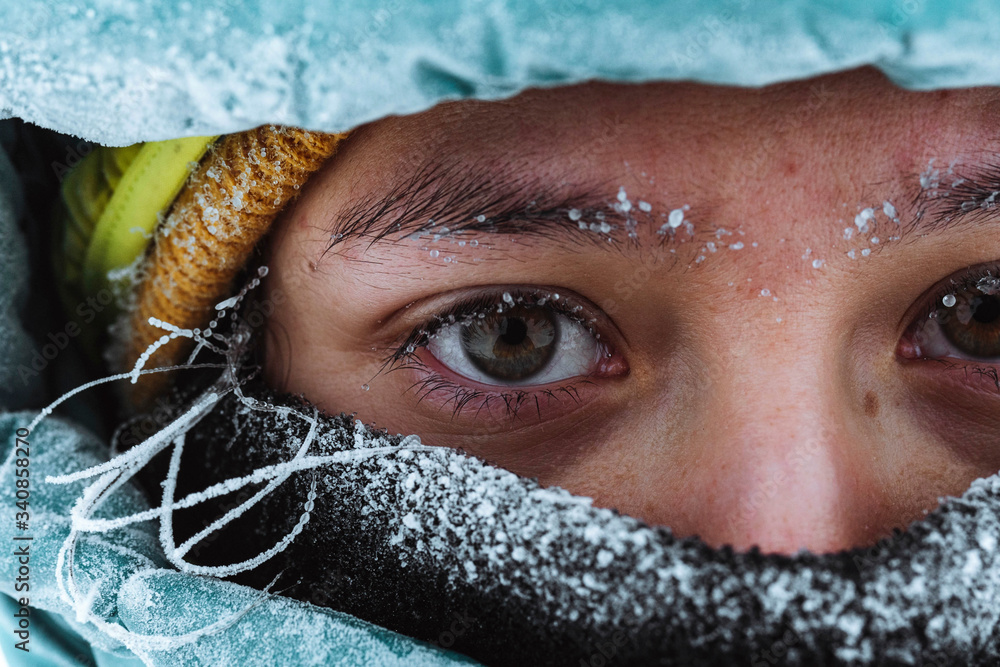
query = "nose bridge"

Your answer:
(683, 320), (878, 554)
